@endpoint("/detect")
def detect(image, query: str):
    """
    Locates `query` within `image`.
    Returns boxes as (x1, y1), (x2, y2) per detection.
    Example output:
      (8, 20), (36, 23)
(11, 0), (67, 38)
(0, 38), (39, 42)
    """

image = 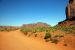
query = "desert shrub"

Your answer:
(45, 39), (50, 42)
(21, 27), (32, 32)
(0, 27), (9, 31)
(0, 28), (5, 31)
(32, 29), (36, 33)
(0, 26), (19, 31)
(21, 27), (36, 35)
(35, 34), (37, 37)
(44, 32), (51, 39)
(50, 38), (59, 44)
(54, 34), (64, 38)
(64, 43), (67, 46)
(58, 26), (75, 35)
(24, 32), (28, 35)
(50, 34), (64, 44)
(50, 26), (75, 35)
(5, 28), (11, 31)
(50, 26), (59, 32)
(21, 29), (28, 35)
(35, 27), (47, 32)
(21, 27), (48, 33)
